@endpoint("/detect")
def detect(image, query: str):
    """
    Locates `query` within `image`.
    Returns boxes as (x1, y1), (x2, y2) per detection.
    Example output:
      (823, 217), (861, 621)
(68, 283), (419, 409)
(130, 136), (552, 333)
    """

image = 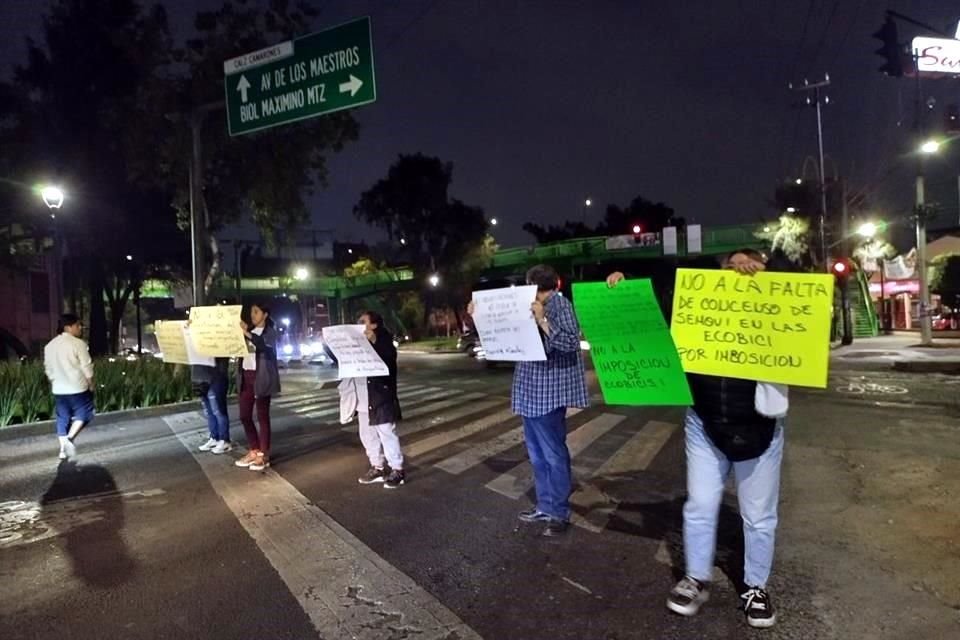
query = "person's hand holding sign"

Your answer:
(727, 252), (766, 275)
(239, 319), (251, 339)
